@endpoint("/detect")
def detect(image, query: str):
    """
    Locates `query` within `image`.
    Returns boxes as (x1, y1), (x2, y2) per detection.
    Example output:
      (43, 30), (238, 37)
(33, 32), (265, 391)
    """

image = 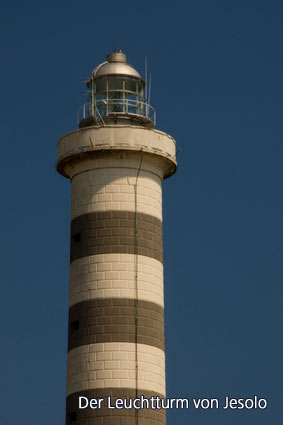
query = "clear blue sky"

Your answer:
(0, 1), (282, 424)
